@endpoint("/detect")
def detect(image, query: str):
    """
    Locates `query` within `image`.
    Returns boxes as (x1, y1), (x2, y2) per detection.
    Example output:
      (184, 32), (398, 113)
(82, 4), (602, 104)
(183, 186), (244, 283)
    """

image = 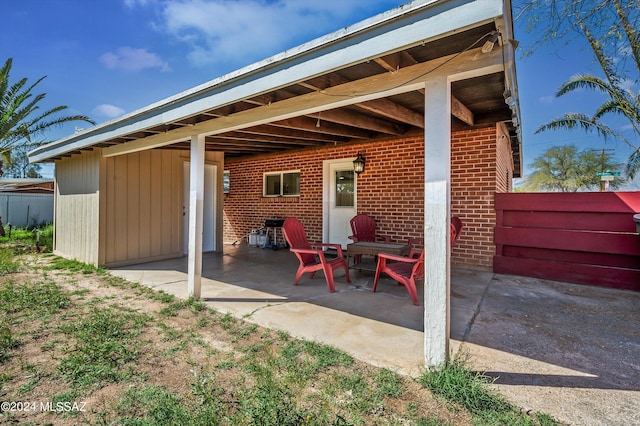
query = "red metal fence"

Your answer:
(494, 192), (640, 291)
